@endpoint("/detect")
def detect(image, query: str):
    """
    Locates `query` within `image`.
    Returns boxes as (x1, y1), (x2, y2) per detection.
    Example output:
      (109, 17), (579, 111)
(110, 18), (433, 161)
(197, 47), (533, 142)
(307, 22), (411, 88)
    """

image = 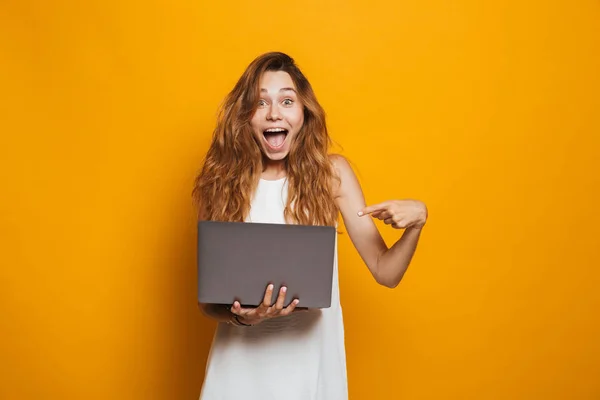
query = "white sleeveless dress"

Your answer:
(199, 177), (348, 400)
